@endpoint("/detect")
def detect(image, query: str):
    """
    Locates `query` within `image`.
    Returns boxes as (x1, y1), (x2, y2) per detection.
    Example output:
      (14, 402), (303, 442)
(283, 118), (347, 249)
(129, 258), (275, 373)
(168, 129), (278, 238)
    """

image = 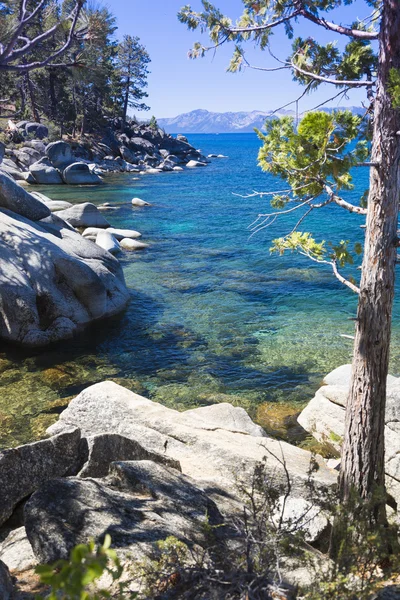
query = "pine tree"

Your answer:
(116, 35), (150, 127)
(179, 0), (400, 533)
